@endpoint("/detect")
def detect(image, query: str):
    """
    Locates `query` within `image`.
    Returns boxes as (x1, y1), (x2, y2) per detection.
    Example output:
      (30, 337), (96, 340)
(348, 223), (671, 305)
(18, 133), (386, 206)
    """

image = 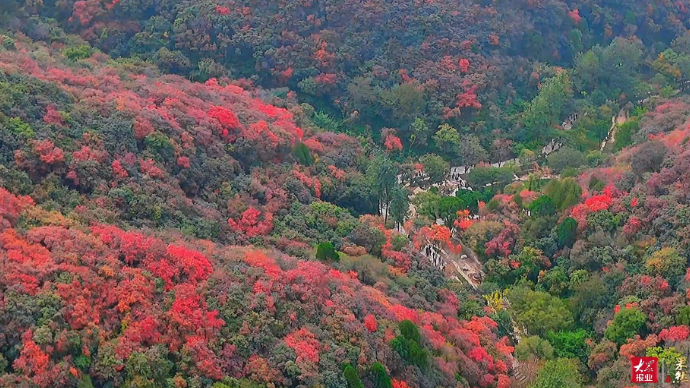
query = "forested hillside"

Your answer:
(0, 25), (511, 388)
(3, 0), (690, 387)
(6, 0), (690, 153)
